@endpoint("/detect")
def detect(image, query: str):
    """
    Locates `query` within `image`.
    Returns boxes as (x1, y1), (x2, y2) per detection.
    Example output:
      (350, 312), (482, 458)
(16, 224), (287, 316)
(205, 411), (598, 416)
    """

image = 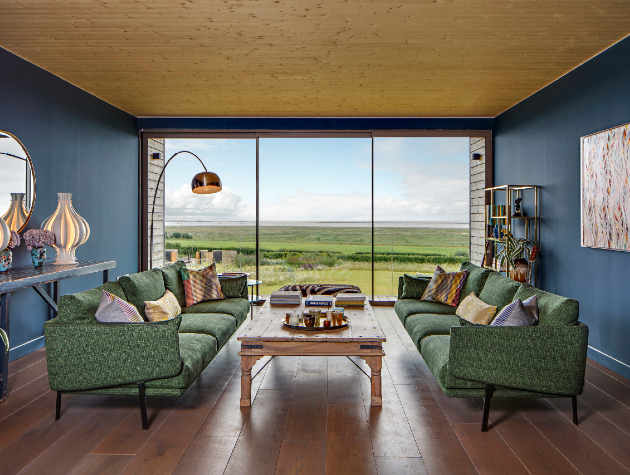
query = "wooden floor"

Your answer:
(2, 306), (630, 475)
